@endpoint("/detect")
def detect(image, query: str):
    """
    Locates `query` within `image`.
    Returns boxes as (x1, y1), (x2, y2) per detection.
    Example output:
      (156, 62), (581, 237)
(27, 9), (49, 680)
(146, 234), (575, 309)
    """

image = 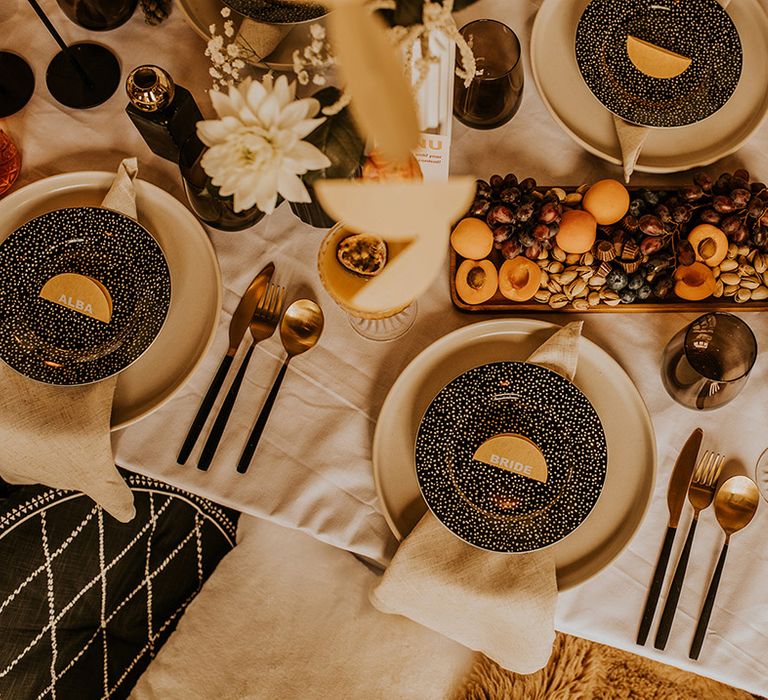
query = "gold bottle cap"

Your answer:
(126, 65), (175, 112)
